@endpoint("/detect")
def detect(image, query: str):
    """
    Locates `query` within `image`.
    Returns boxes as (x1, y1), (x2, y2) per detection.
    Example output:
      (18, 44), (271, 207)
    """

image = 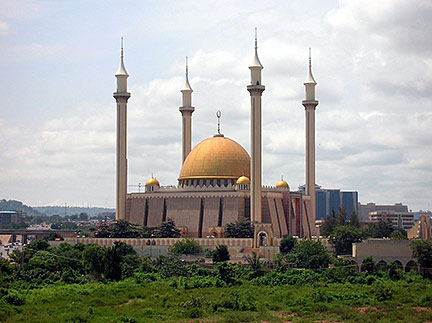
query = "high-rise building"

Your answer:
(299, 185), (359, 219)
